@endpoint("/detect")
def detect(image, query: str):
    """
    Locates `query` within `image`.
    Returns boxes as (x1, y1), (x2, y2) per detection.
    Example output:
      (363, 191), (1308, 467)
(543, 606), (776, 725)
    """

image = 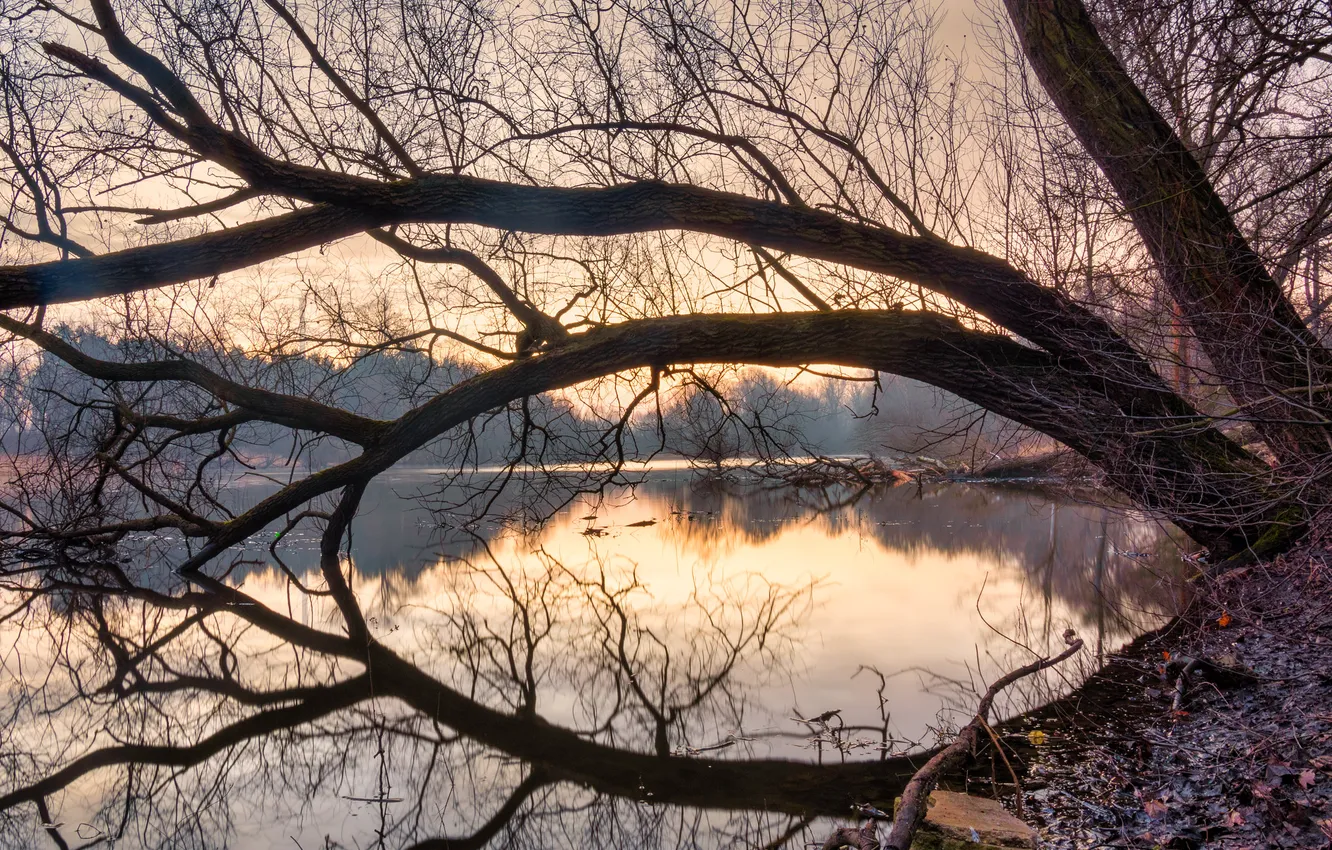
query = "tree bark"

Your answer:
(1003, 0), (1332, 465)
